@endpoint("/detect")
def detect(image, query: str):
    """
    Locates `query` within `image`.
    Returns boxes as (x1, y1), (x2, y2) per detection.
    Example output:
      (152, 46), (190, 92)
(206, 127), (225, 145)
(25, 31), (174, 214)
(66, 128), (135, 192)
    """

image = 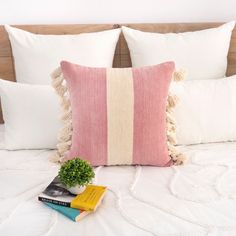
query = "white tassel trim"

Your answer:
(49, 67), (72, 163)
(167, 69), (187, 165)
(172, 69), (187, 82)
